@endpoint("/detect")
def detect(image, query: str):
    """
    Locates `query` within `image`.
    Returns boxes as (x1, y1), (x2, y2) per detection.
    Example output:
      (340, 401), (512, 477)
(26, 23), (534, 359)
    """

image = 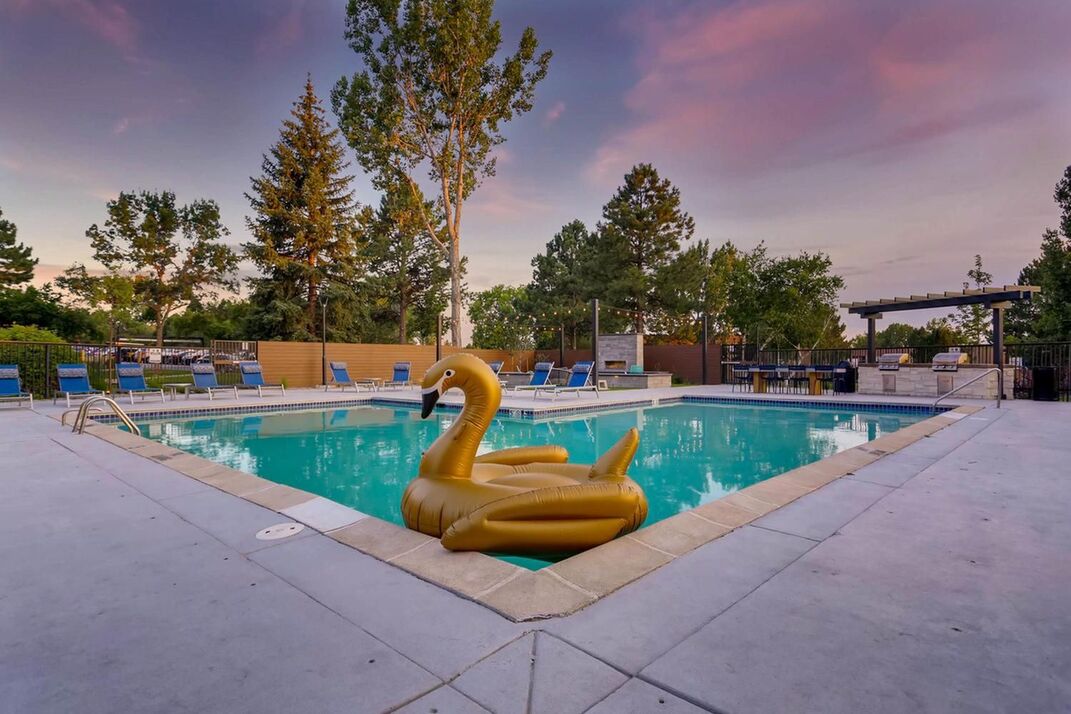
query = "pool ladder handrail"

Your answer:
(932, 367), (1004, 412)
(70, 395), (142, 437)
(61, 406), (103, 427)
